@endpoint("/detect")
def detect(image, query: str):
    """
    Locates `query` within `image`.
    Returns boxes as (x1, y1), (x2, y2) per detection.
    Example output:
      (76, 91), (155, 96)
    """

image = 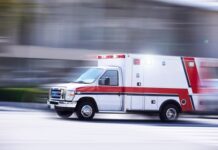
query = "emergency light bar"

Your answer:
(97, 54), (125, 59)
